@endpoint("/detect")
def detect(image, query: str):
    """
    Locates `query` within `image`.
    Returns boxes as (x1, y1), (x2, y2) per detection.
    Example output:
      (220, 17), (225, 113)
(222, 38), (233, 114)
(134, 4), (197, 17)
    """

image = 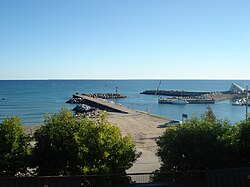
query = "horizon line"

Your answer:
(0, 78), (250, 81)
